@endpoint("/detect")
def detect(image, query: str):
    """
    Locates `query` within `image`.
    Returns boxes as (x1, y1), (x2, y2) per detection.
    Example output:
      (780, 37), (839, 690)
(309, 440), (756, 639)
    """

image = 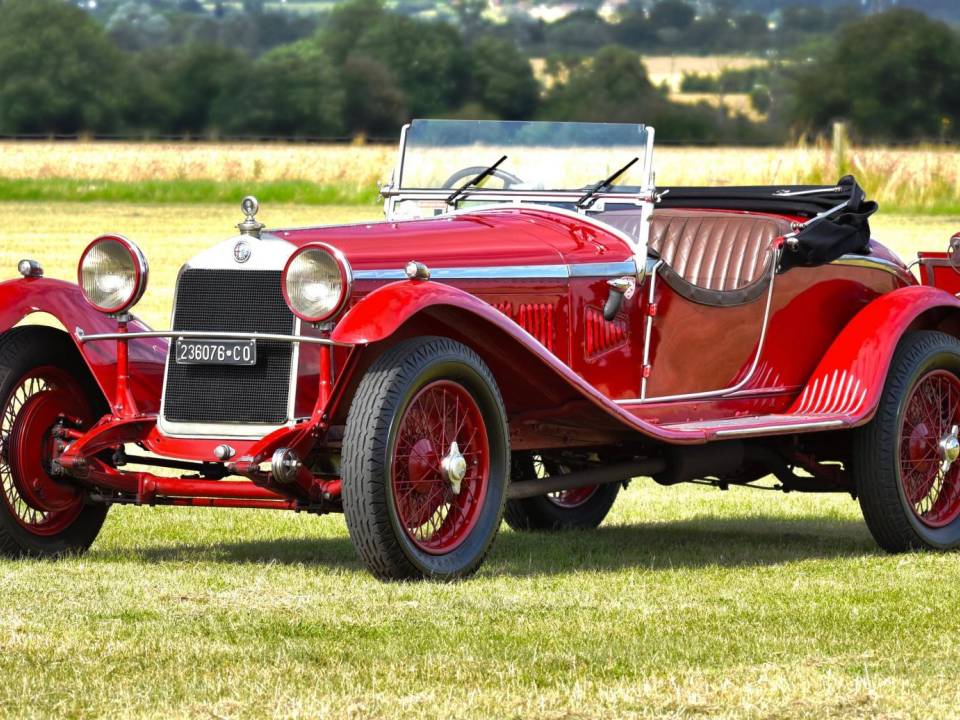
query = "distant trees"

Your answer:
(0, 0), (127, 134)
(219, 43), (346, 137)
(0, 0), (955, 143)
(469, 37), (540, 120)
(541, 46), (659, 124)
(785, 9), (960, 141)
(540, 45), (766, 143)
